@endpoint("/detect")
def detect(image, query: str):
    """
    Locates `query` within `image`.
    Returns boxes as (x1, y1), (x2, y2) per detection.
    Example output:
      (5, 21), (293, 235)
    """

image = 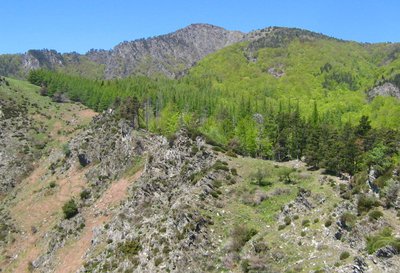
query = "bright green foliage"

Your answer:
(365, 143), (392, 175)
(366, 227), (400, 254)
